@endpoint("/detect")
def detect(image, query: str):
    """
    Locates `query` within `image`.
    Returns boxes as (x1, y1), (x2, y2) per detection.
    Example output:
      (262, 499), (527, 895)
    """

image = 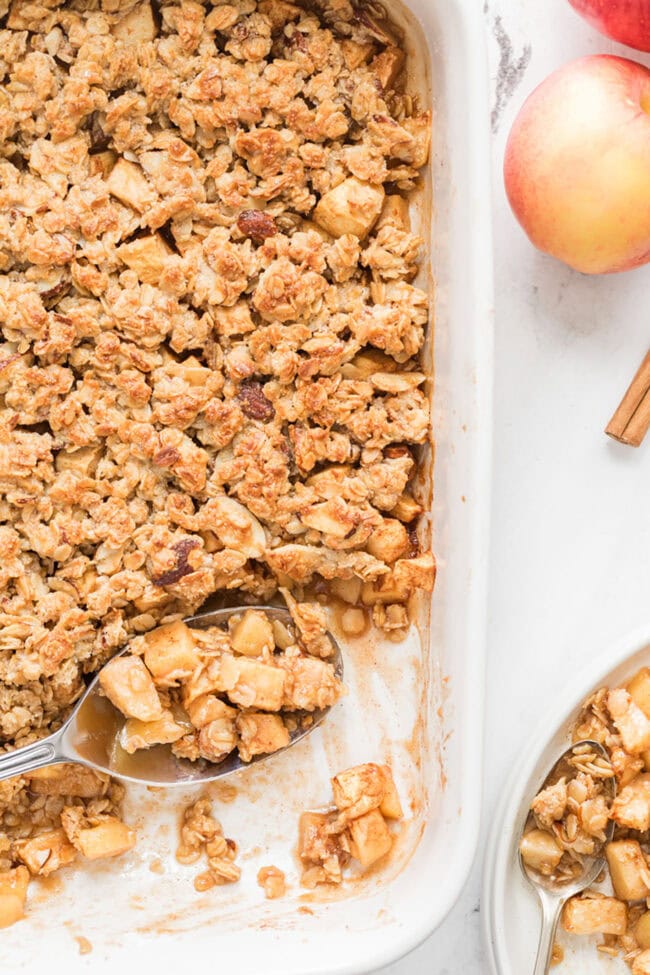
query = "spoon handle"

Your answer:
(533, 887), (565, 975)
(0, 733), (63, 782)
